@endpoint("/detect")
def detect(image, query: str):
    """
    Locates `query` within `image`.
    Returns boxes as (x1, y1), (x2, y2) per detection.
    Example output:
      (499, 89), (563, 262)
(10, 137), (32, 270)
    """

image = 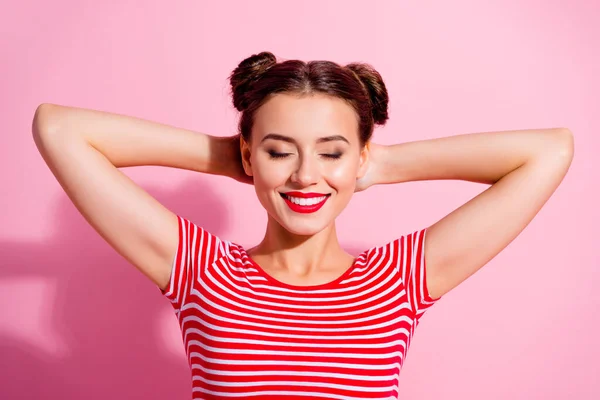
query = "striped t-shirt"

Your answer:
(160, 215), (441, 400)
